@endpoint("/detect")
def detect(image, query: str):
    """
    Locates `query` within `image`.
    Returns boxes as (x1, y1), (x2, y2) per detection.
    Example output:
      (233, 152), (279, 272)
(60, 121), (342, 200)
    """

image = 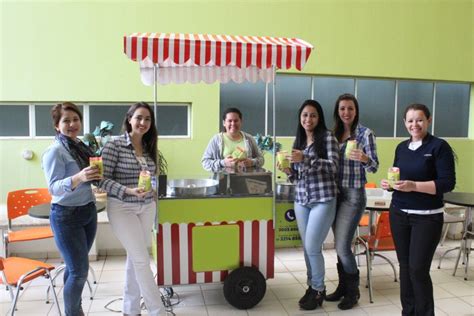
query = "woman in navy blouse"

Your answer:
(279, 99), (339, 310)
(381, 103), (455, 316)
